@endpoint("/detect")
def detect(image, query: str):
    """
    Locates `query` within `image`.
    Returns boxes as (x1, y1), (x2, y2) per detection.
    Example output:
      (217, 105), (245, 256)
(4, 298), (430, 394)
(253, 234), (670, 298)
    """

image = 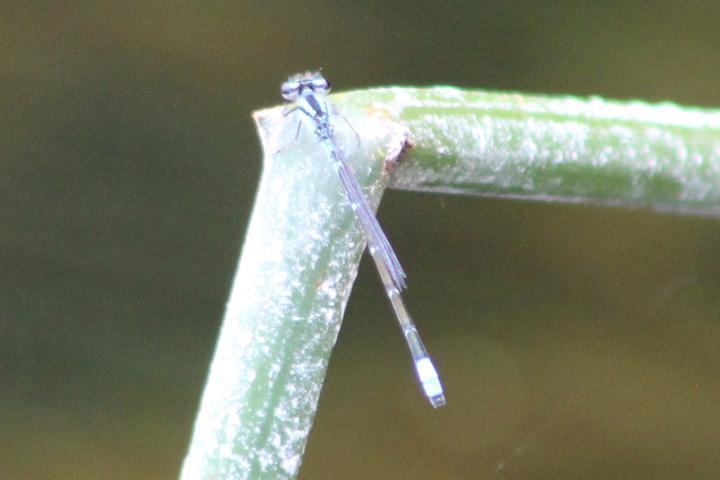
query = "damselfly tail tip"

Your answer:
(429, 393), (447, 409)
(414, 357), (446, 408)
